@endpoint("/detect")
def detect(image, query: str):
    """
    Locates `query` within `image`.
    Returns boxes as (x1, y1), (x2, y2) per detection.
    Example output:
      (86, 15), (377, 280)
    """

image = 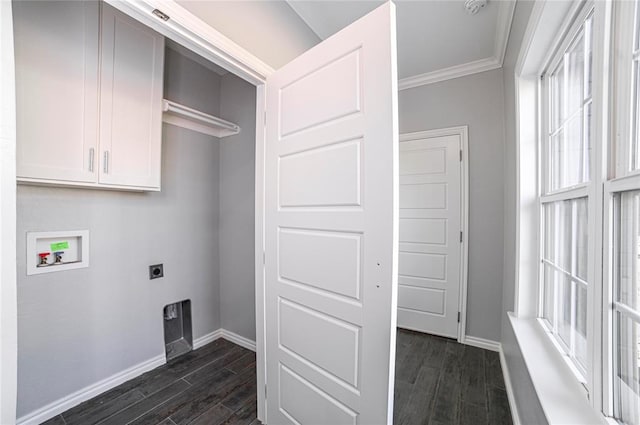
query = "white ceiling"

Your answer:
(176, 0), (516, 90)
(287, 0), (516, 87)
